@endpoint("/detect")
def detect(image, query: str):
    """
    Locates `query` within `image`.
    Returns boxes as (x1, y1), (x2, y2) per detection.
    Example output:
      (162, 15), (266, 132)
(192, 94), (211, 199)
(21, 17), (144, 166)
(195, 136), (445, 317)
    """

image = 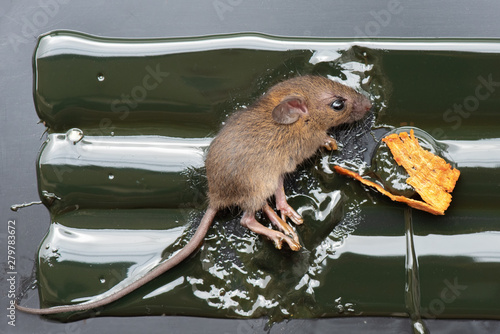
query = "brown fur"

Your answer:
(206, 75), (371, 212)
